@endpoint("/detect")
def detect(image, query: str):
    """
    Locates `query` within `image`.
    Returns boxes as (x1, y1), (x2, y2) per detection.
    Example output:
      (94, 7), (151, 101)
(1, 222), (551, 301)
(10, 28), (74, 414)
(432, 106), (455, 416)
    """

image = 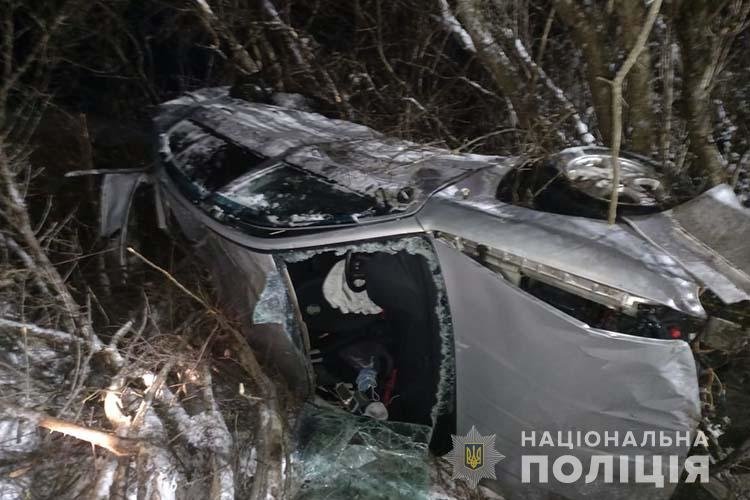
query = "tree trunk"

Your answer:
(456, 0), (532, 129)
(675, 0), (727, 187)
(553, 0), (613, 142)
(618, 0), (657, 153)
